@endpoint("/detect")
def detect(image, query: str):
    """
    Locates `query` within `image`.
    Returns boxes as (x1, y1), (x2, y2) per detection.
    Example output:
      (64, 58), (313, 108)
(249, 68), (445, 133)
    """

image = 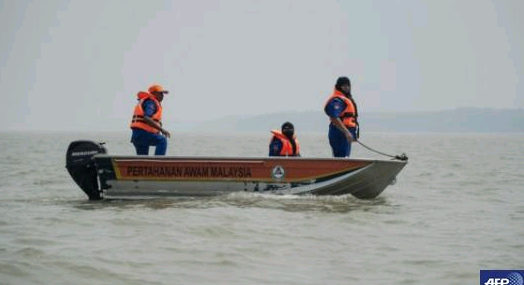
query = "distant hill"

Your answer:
(193, 108), (524, 133)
